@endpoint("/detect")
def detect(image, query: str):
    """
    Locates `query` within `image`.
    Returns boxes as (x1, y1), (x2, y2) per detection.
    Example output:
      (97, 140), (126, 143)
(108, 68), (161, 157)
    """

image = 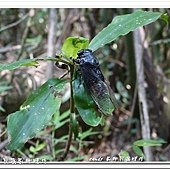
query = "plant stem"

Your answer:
(37, 57), (71, 66)
(70, 65), (75, 113)
(0, 13), (29, 33)
(58, 65), (74, 161)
